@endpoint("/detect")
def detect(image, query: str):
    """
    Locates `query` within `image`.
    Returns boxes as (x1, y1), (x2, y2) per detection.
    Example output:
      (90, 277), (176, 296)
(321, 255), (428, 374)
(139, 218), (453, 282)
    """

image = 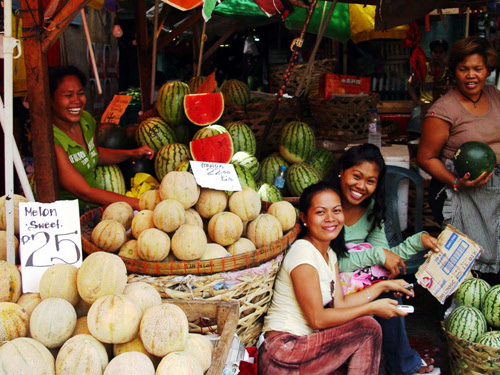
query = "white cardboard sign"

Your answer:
(19, 200), (82, 293)
(190, 161), (242, 192)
